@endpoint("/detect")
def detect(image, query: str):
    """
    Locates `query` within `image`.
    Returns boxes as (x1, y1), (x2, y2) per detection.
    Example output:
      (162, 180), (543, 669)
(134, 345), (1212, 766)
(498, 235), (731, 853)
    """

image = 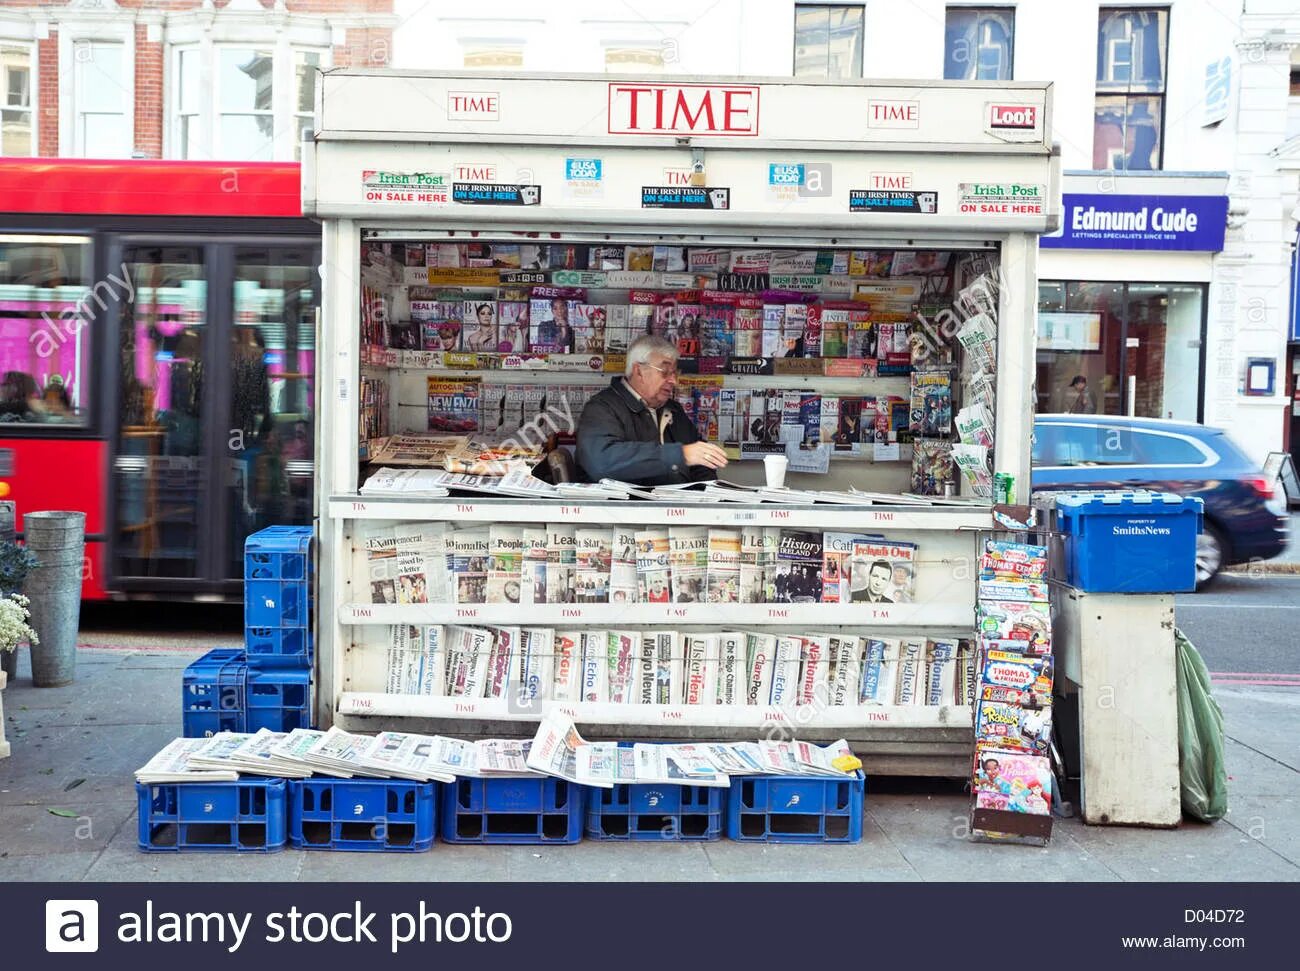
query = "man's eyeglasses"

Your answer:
(640, 361), (678, 377)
